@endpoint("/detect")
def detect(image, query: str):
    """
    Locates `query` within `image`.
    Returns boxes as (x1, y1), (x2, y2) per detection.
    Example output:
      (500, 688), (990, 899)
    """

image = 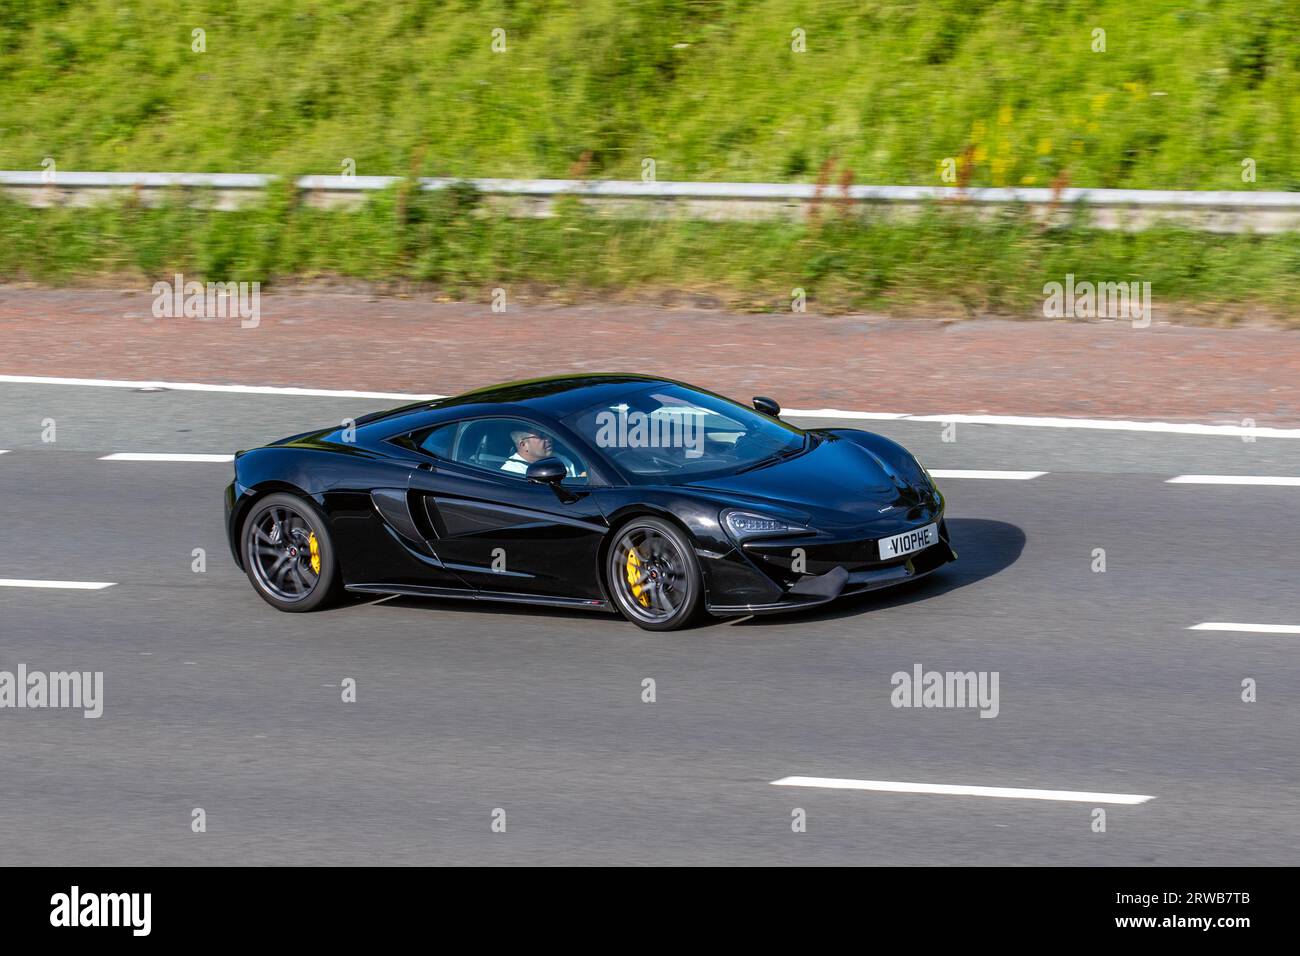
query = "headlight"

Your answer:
(723, 510), (809, 540)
